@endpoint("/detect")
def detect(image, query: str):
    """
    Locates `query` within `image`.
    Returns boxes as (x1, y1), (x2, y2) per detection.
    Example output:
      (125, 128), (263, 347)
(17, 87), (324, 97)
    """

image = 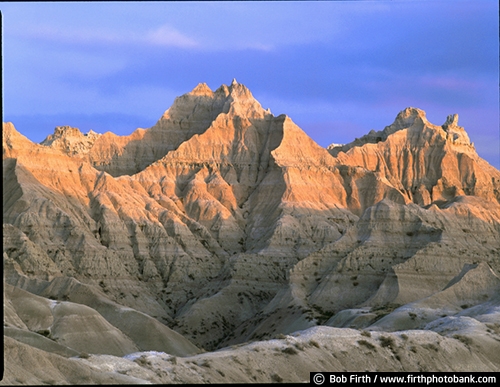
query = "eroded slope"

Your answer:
(3, 81), (499, 376)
